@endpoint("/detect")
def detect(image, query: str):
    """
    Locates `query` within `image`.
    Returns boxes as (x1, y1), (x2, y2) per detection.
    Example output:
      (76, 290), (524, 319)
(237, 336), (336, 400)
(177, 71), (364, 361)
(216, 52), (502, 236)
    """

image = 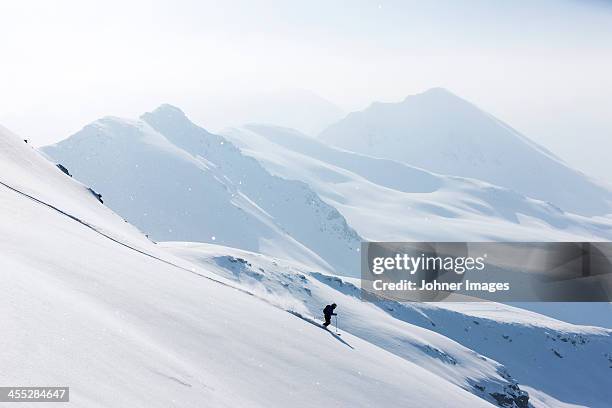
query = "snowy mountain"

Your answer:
(318, 88), (612, 216)
(3, 122), (611, 407)
(163, 242), (612, 408)
(223, 124), (612, 242)
(2, 125), (504, 407)
(42, 106), (360, 276)
(223, 125), (612, 330)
